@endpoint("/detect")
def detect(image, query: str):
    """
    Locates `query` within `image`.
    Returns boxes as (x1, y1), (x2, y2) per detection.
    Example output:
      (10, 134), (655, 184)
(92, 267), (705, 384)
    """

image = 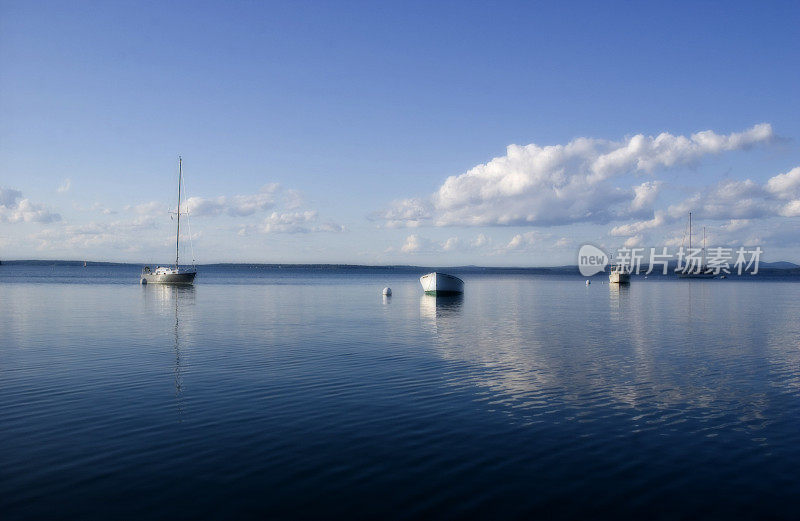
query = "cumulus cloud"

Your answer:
(260, 210), (317, 233)
(630, 181), (663, 213)
(666, 166), (800, 222)
(765, 166), (800, 200)
(0, 188), (61, 224)
(31, 216), (159, 251)
(376, 198), (432, 228)
(185, 183), (280, 217)
(379, 124), (774, 228)
(471, 233), (490, 248)
(396, 233), (492, 254)
(119, 184), (343, 238)
(442, 237), (461, 251)
(589, 123), (773, 180)
(610, 212), (666, 237)
(607, 165), (800, 249)
(623, 235), (644, 247)
(236, 210), (344, 235)
(125, 201), (166, 216)
(57, 178), (72, 193)
(506, 231), (552, 251)
(401, 234), (426, 253)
